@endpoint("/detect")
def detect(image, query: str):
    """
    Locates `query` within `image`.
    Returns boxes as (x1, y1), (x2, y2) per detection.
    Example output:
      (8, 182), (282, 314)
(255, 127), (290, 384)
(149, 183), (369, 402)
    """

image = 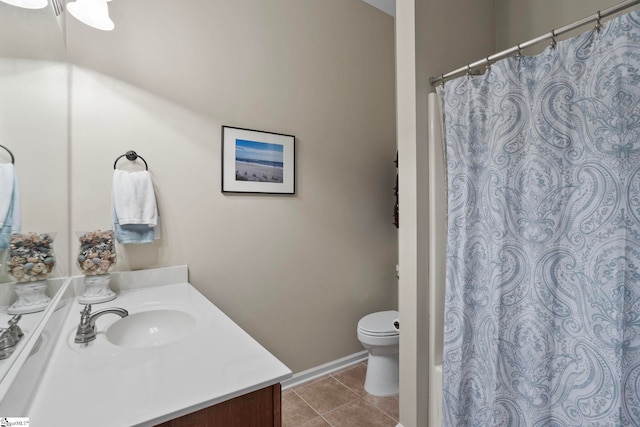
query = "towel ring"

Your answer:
(114, 150), (148, 170)
(0, 144), (14, 164)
